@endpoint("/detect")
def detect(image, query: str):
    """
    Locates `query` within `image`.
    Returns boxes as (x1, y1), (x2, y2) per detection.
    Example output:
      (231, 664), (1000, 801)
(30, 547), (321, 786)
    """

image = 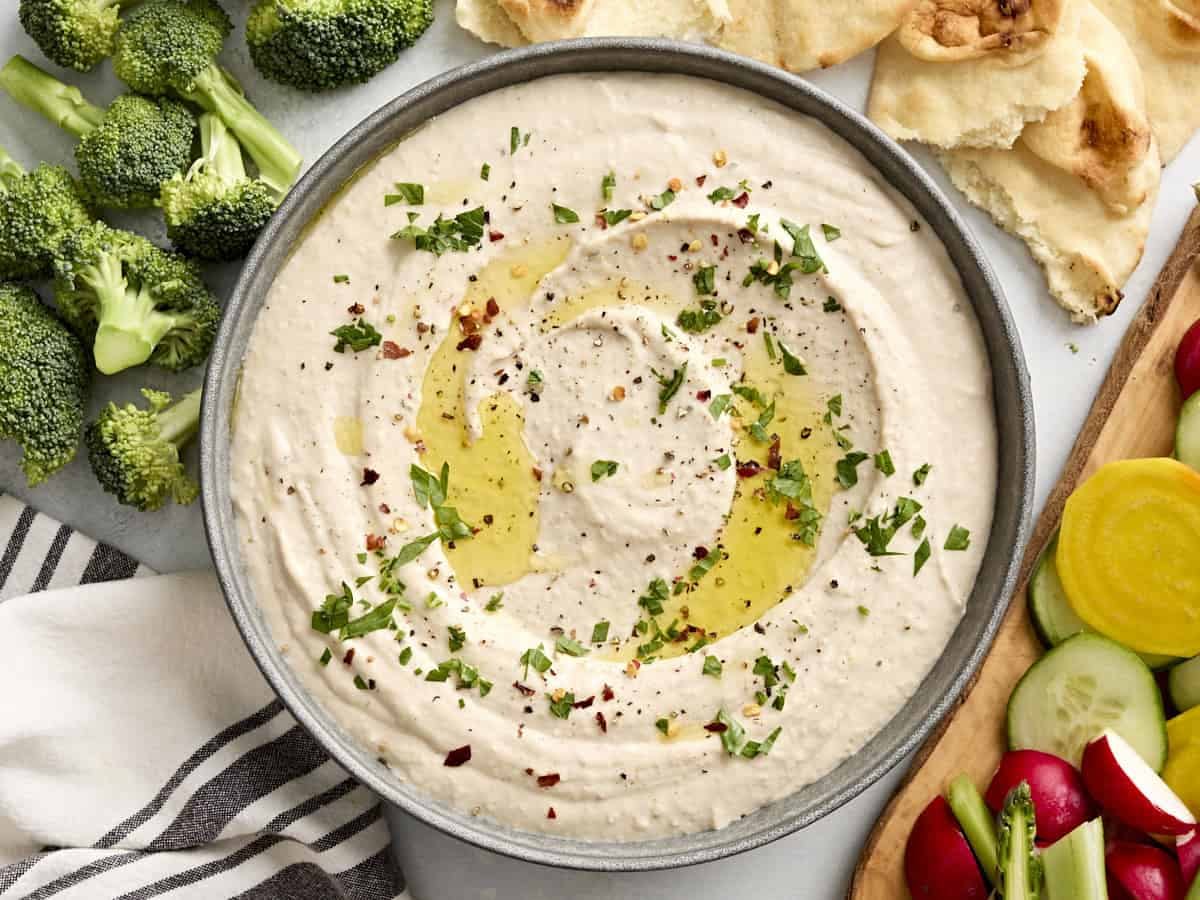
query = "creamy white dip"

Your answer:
(231, 73), (997, 841)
